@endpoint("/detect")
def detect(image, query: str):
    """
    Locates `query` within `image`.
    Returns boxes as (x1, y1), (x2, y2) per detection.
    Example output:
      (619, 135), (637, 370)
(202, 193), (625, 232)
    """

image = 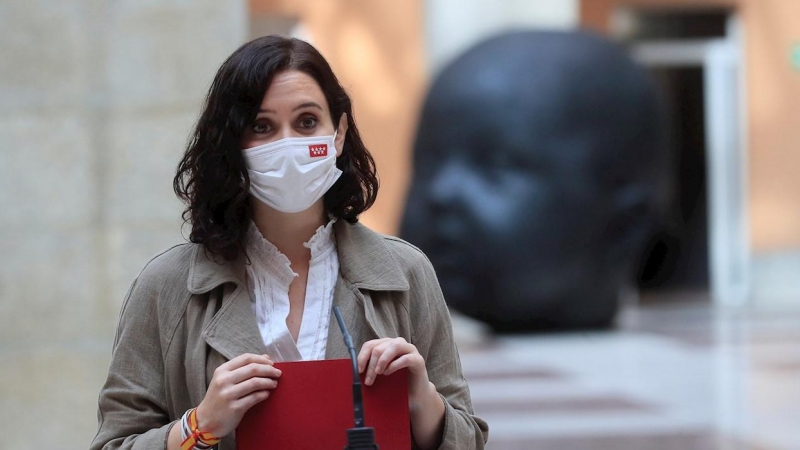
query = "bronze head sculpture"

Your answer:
(401, 31), (668, 332)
